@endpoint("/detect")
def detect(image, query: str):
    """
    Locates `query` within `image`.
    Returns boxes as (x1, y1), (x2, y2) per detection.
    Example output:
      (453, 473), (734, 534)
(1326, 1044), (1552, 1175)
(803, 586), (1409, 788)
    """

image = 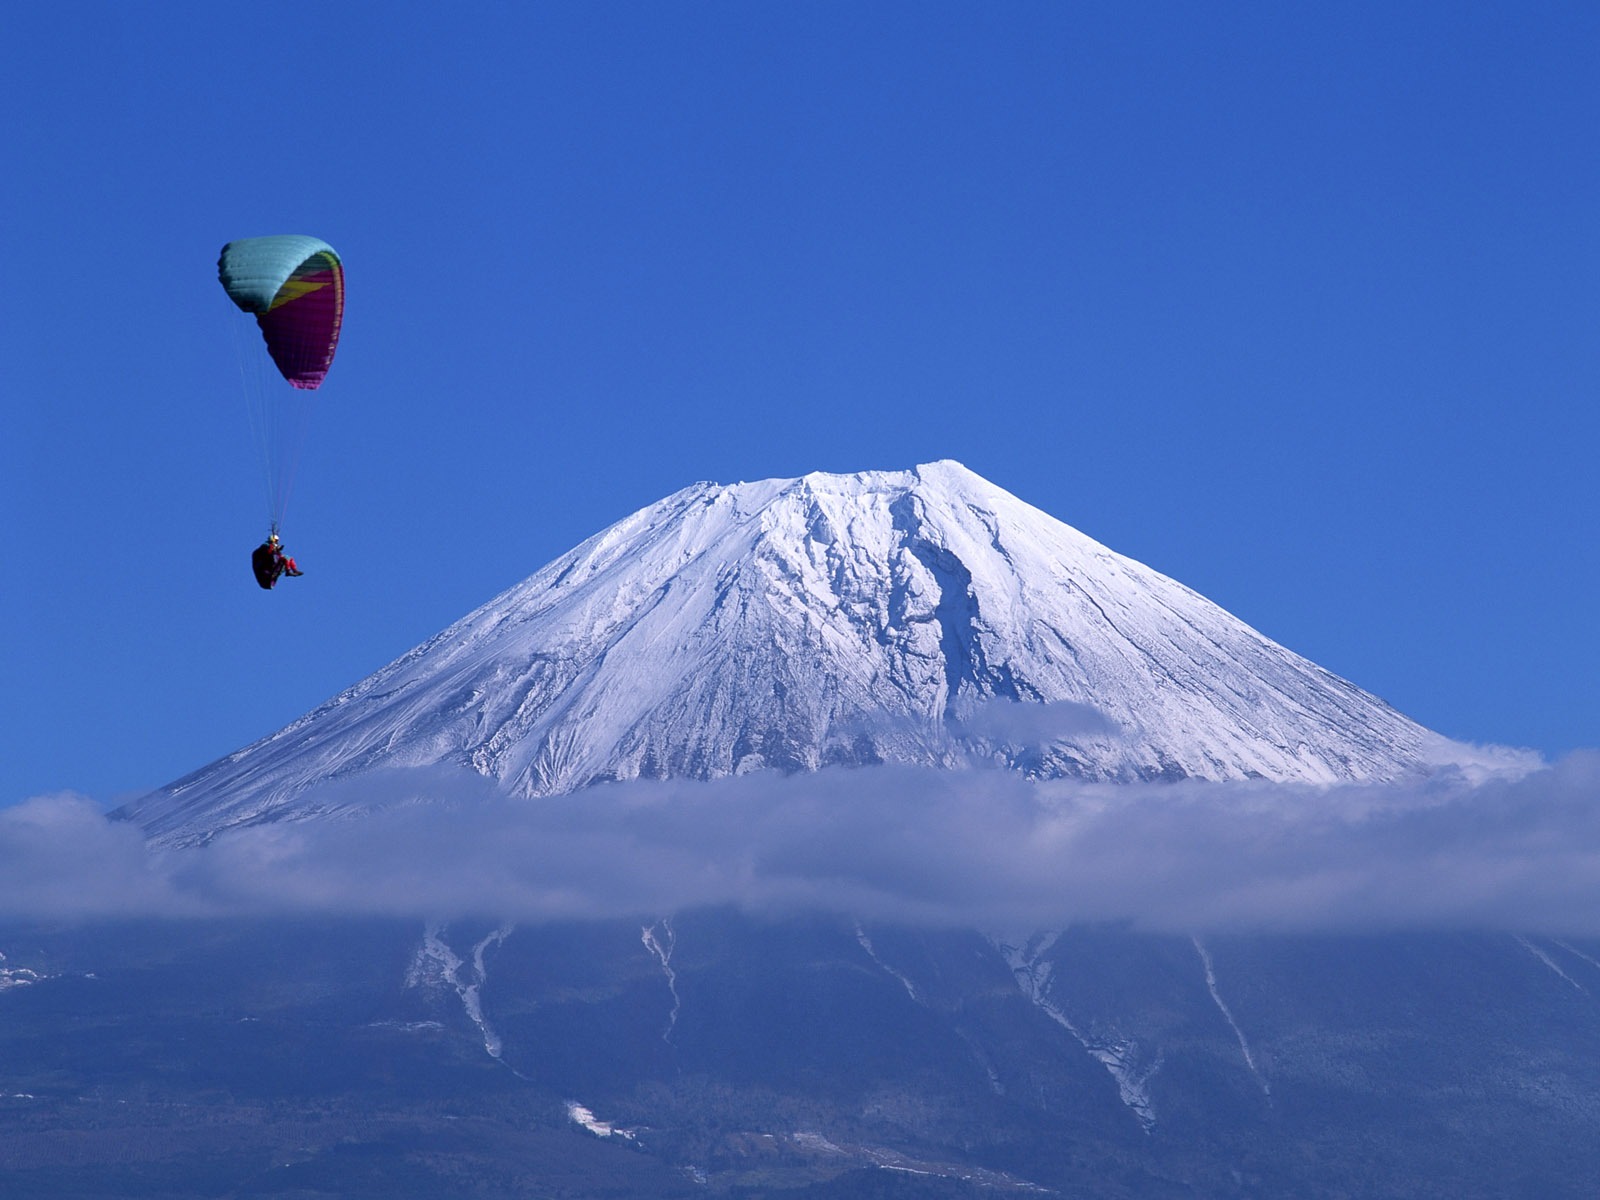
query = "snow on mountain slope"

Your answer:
(124, 461), (1490, 846)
